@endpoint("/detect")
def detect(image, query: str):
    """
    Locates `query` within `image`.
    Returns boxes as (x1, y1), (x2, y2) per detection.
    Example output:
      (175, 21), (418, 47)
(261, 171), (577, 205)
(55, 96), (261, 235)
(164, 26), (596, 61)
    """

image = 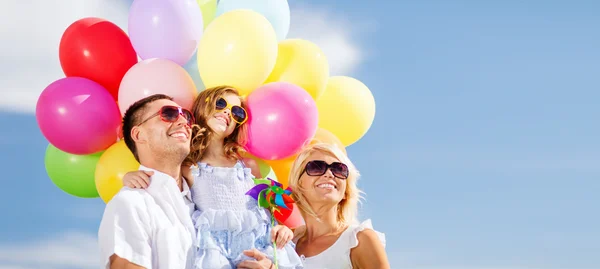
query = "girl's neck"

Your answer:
(303, 204), (346, 241)
(202, 136), (233, 164)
